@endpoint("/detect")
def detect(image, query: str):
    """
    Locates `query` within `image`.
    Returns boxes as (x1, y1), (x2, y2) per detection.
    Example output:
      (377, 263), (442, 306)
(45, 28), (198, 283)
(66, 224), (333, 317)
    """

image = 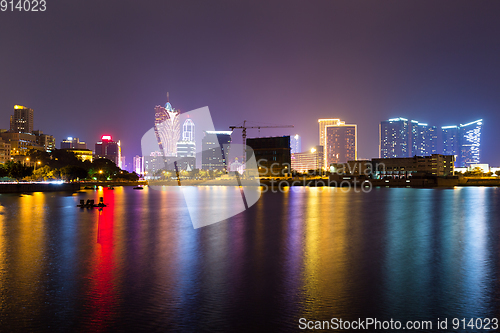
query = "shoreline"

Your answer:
(1, 177), (498, 194)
